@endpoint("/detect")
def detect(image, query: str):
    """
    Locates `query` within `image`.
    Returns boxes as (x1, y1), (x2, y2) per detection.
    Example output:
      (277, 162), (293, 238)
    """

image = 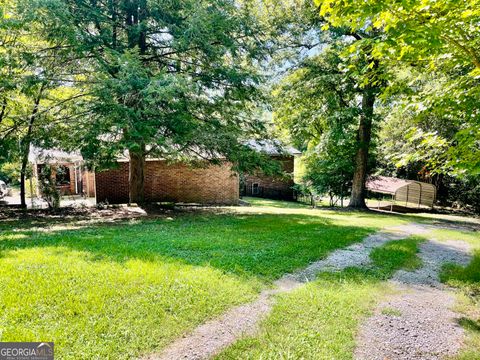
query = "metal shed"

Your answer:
(366, 176), (436, 209)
